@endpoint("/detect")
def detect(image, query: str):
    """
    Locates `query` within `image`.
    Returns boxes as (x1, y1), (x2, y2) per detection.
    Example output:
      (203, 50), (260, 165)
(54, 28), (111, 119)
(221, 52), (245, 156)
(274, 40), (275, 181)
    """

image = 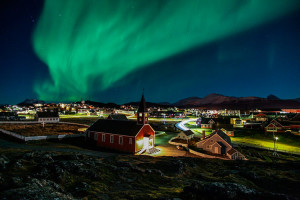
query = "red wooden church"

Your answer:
(86, 94), (155, 153)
